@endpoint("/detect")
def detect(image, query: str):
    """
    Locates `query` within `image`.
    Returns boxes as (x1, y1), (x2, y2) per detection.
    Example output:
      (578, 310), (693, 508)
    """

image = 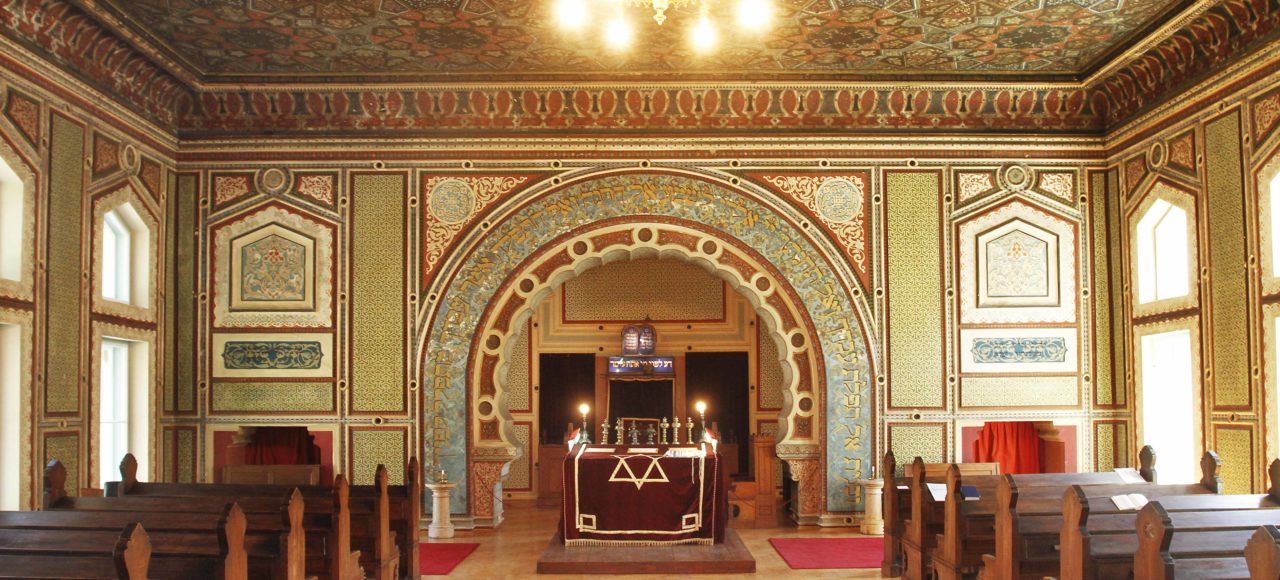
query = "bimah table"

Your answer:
(560, 443), (728, 546)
